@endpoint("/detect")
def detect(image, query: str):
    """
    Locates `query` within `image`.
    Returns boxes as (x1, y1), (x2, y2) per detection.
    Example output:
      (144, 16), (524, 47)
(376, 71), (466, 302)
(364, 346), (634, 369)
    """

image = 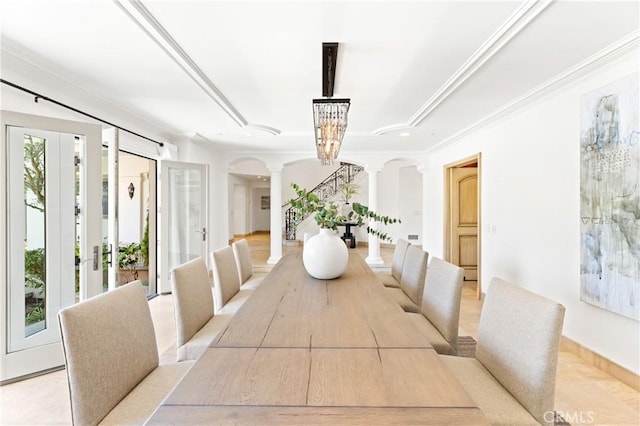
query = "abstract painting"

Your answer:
(580, 73), (639, 321)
